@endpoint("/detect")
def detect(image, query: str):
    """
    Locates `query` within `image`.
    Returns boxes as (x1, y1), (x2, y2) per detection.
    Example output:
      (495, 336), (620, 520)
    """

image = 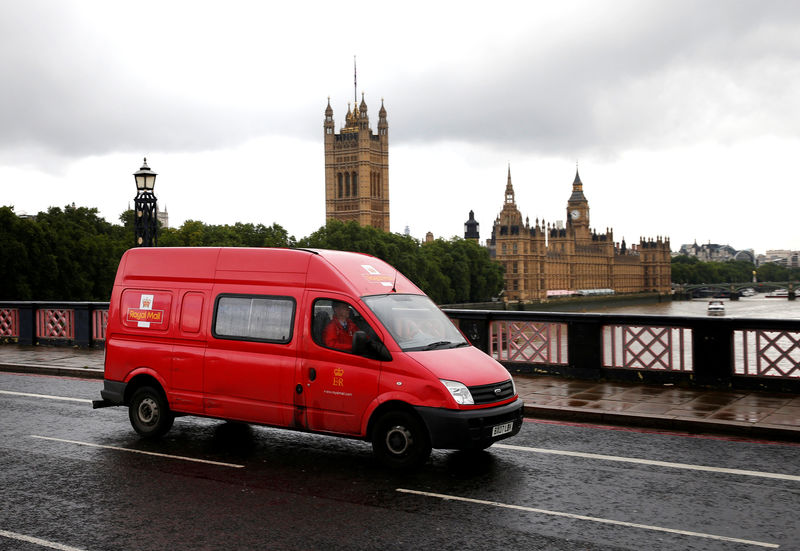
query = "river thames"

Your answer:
(566, 295), (800, 319)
